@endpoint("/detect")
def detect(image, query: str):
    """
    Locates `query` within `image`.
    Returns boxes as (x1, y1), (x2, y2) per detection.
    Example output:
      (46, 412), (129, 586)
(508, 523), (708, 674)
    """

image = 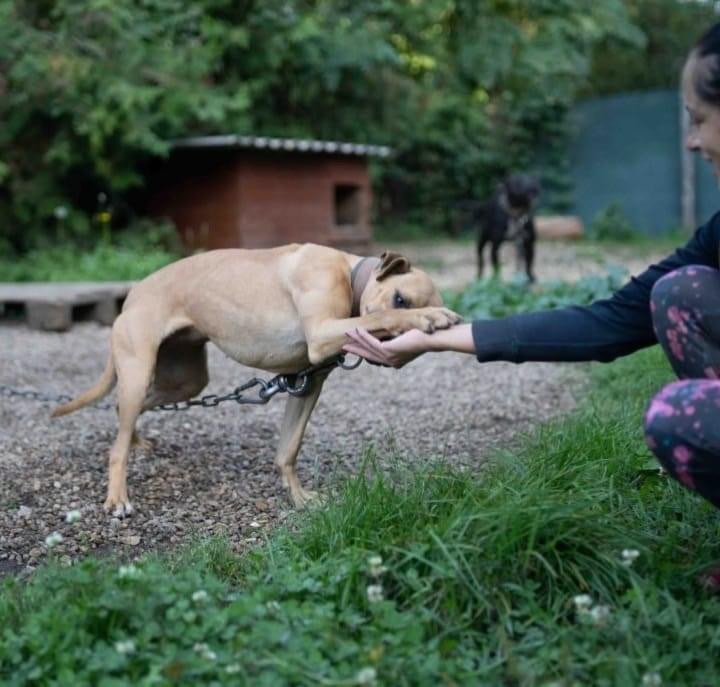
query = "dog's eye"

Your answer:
(393, 291), (409, 308)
